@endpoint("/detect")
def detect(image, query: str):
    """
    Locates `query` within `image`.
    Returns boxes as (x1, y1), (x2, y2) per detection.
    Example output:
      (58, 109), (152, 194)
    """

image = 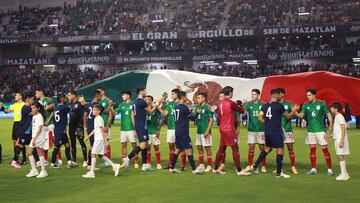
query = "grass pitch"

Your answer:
(0, 119), (359, 203)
